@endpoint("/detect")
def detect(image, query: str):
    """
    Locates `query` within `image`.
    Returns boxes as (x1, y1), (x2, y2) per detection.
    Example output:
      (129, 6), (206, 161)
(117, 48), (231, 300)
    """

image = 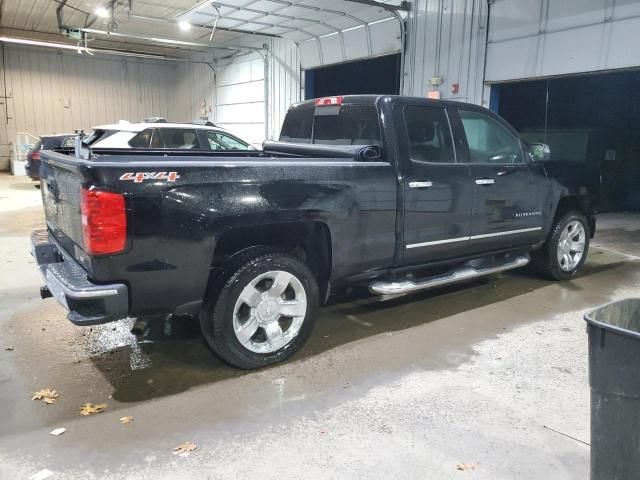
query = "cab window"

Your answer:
(280, 106), (313, 143)
(151, 128), (199, 149)
(128, 129), (153, 148)
(404, 106), (455, 163)
(313, 105), (382, 146)
(459, 109), (522, 164)
(280, 103), (382, 146)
